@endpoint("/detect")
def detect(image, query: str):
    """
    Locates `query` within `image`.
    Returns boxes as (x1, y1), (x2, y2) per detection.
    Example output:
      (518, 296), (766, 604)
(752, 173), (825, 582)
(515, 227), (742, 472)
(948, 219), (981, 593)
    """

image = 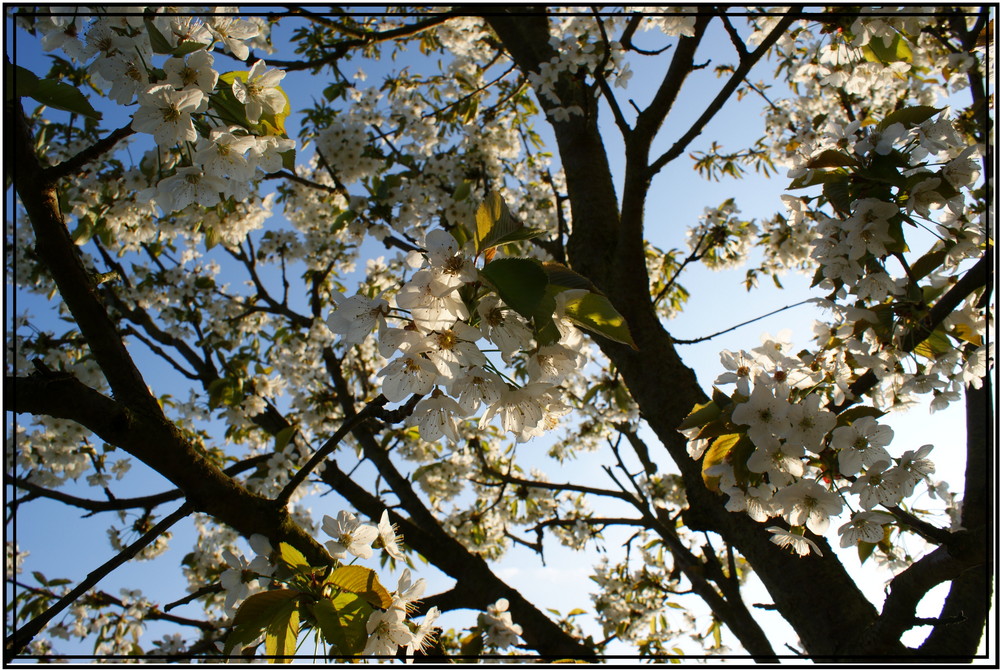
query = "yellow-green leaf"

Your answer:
(701, 433), (736, 492)
(862, 33), (912, 65)
(678, 400), (721, 431)
(913, 327), (952, 360)
(309, 593), (372, 656)
(277, 542), (308, 572)
(264, 598), (299, 662)
(224, 589), (299, 656)
(952, 323), (982, 347)
(560, 292), (637, 349)
(474, 192), (544, 254)
(325, 565), (392, 609)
